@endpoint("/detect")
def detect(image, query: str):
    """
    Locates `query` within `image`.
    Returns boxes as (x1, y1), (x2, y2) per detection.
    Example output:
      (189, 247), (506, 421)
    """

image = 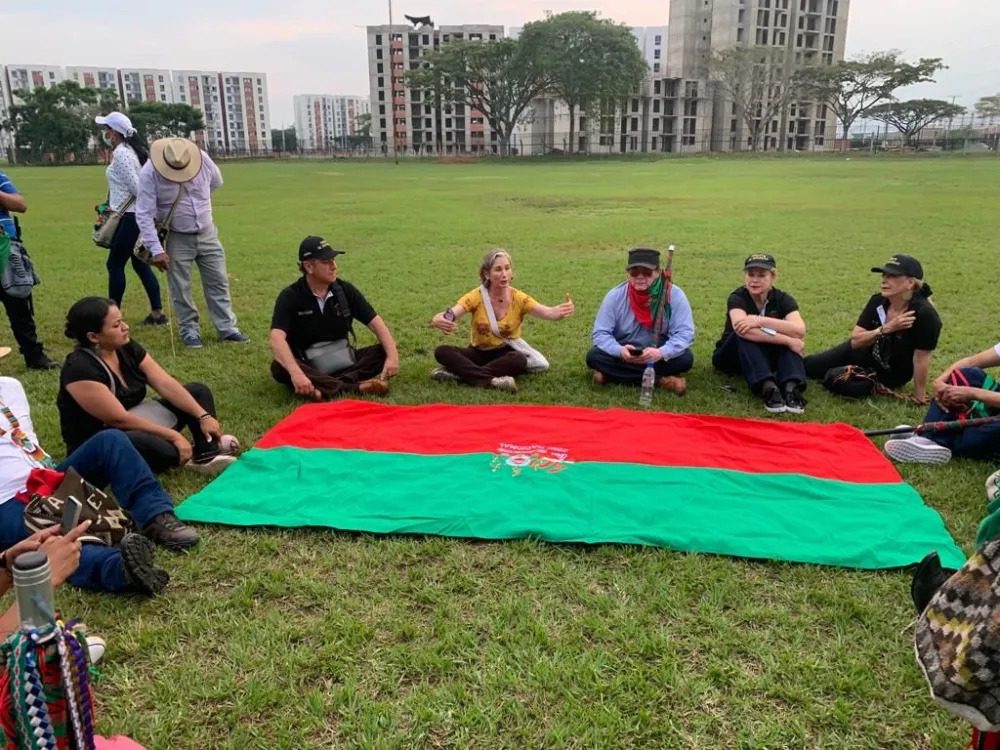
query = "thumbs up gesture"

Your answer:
(555, 292), (575, 319)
